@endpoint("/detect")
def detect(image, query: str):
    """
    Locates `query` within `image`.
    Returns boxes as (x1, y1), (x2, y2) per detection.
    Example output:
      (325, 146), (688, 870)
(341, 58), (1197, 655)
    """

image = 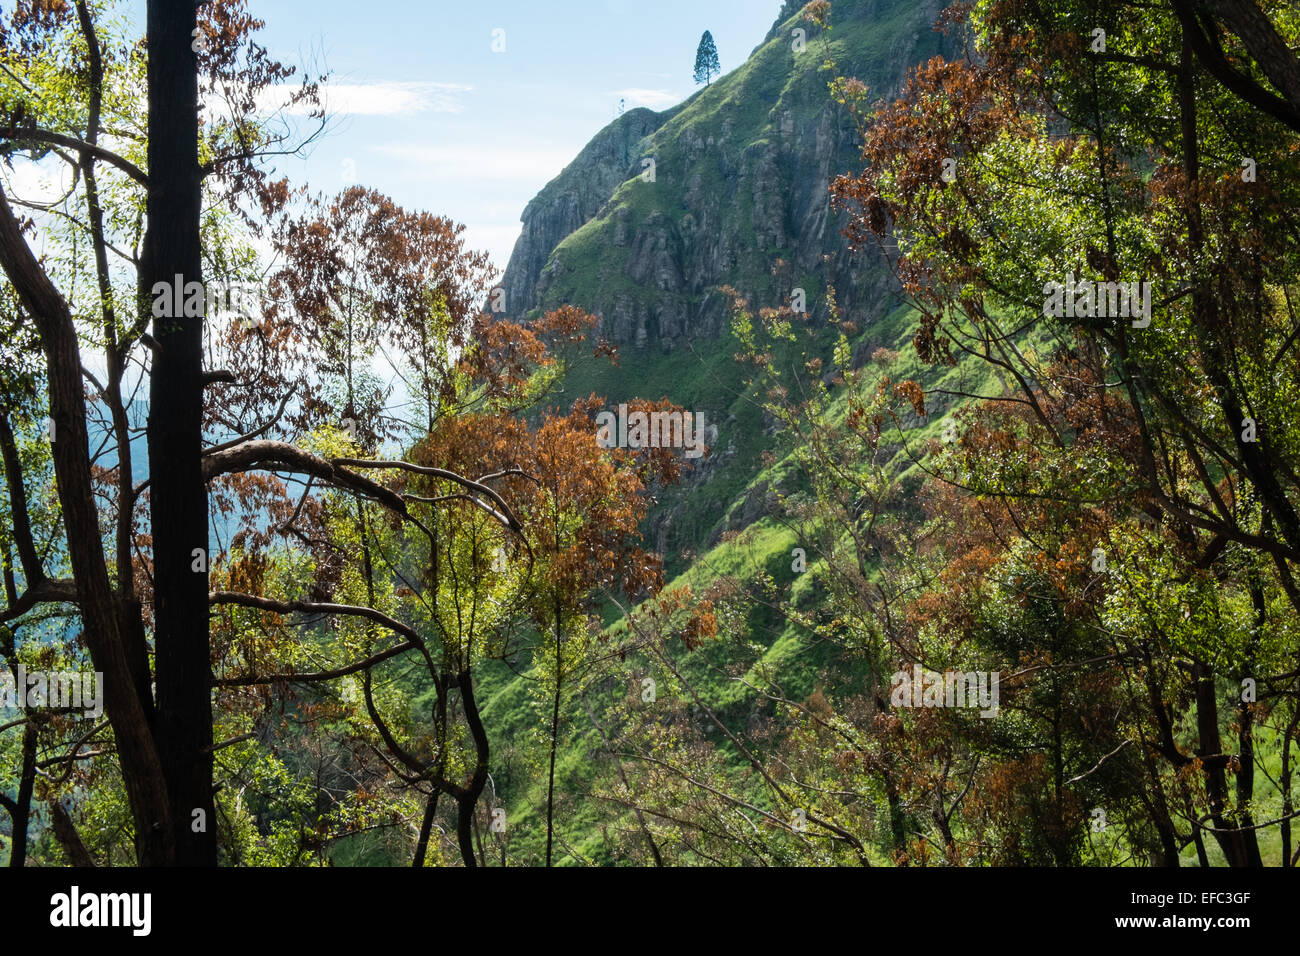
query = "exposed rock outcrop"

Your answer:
(501, 108), (667, 317)
(501, 0), (956, 352)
